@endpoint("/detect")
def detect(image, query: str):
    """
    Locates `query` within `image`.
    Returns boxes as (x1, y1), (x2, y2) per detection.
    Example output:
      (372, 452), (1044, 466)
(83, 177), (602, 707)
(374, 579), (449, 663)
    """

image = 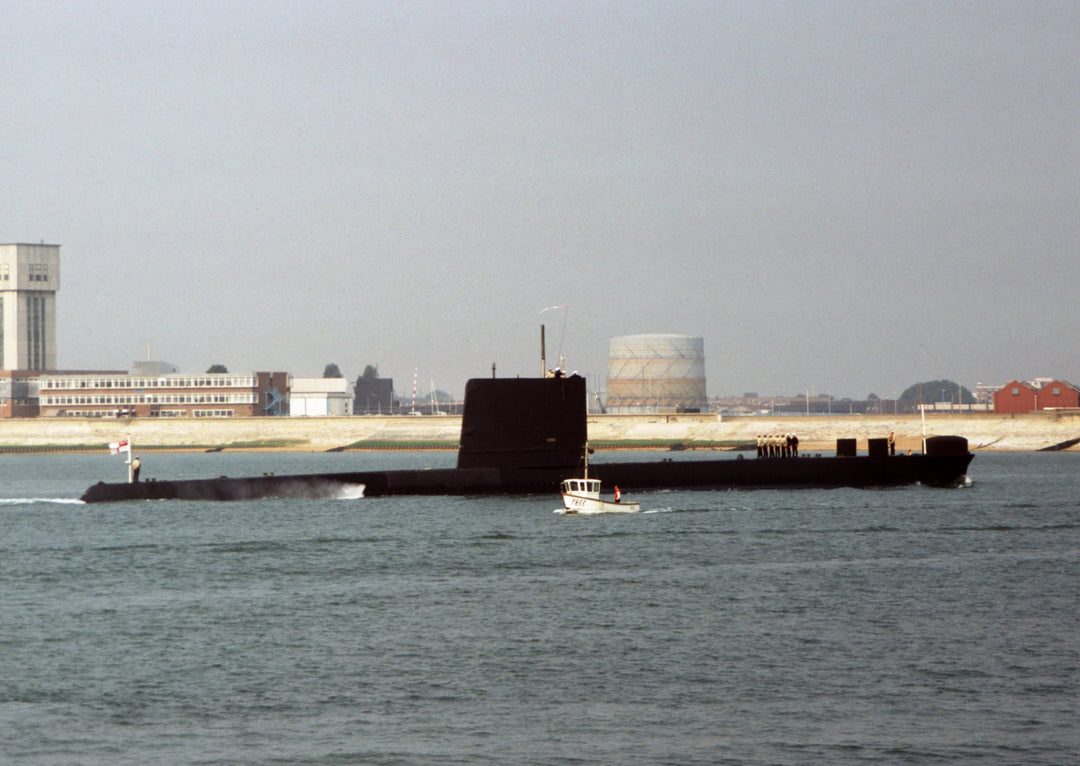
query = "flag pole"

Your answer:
(127, 435), (133, 483)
